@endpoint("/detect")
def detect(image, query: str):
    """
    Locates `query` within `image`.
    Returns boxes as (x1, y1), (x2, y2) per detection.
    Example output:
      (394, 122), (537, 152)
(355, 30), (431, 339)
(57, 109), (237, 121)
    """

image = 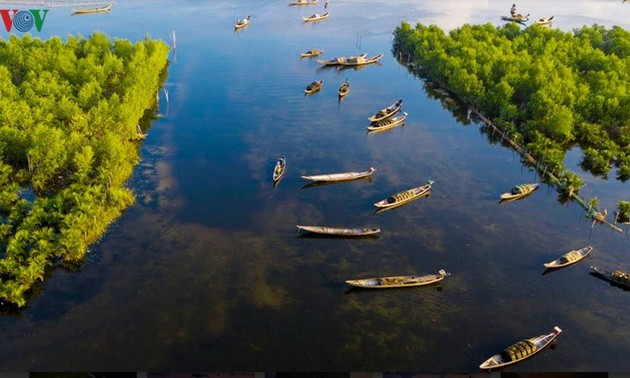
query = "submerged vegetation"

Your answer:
(0, 33), (169, 307)
(393, 22), (630, 188)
